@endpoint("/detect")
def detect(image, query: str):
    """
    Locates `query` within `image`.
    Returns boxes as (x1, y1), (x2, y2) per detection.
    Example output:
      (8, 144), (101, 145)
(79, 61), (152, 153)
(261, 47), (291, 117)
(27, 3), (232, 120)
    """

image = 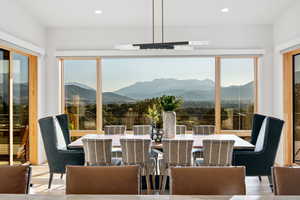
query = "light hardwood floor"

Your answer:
(30, 165), (273, 195)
